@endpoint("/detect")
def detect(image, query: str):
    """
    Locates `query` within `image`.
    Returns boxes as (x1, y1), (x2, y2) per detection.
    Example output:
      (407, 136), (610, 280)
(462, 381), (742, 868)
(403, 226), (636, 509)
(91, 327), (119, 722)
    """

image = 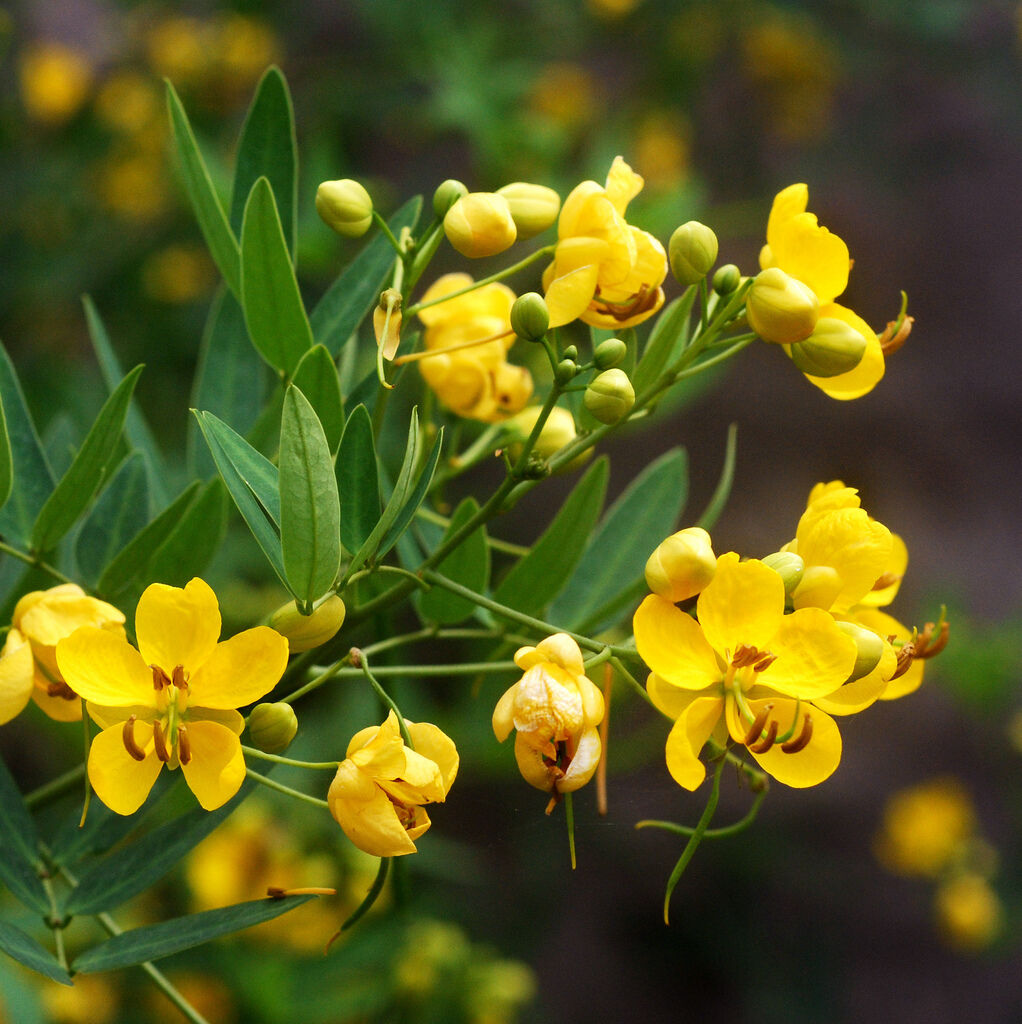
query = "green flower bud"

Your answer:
(270, 594), (346, 653)
(788, 317), (868, 378)
(746, 267), (819, 344)
(669, 221), (719, 286)
(562, 344), (578, 361)
(712, 263), (742, 295)
(583, 368), (635, 424)
(433, 178), (468, 218)
(443, 192), (517, 258)
(761, 550), (804, 596)
(316, 179), (374, 238)
(593, 337), (627, 369)
(508, 292), (549, 342)
(248, 702), (298, 754)
(645, 527), (716, 603)
(836, 621), (885, 683)
(496, 182), (561, 239)
(555, 359), (578, 385)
